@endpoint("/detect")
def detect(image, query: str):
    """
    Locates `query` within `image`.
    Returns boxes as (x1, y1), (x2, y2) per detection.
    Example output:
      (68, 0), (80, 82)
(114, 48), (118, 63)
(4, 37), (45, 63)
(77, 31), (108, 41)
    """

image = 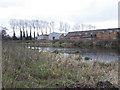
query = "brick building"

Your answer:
(65, 28), (120, 41)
